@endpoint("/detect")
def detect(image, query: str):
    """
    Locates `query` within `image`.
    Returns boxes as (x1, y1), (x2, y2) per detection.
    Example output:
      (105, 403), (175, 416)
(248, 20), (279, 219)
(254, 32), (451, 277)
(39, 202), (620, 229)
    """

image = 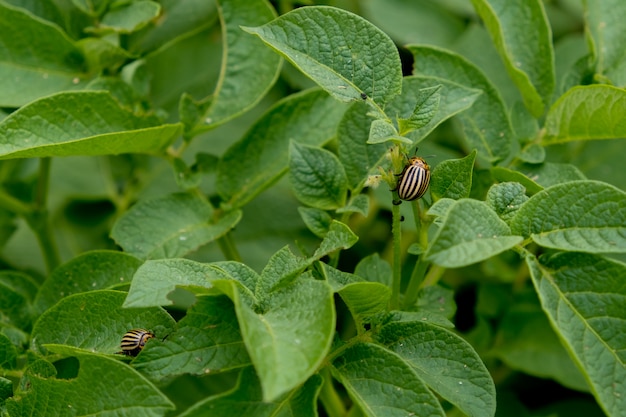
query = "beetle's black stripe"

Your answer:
(398, 159), (430, 201)
(120, 329), (154, 352)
